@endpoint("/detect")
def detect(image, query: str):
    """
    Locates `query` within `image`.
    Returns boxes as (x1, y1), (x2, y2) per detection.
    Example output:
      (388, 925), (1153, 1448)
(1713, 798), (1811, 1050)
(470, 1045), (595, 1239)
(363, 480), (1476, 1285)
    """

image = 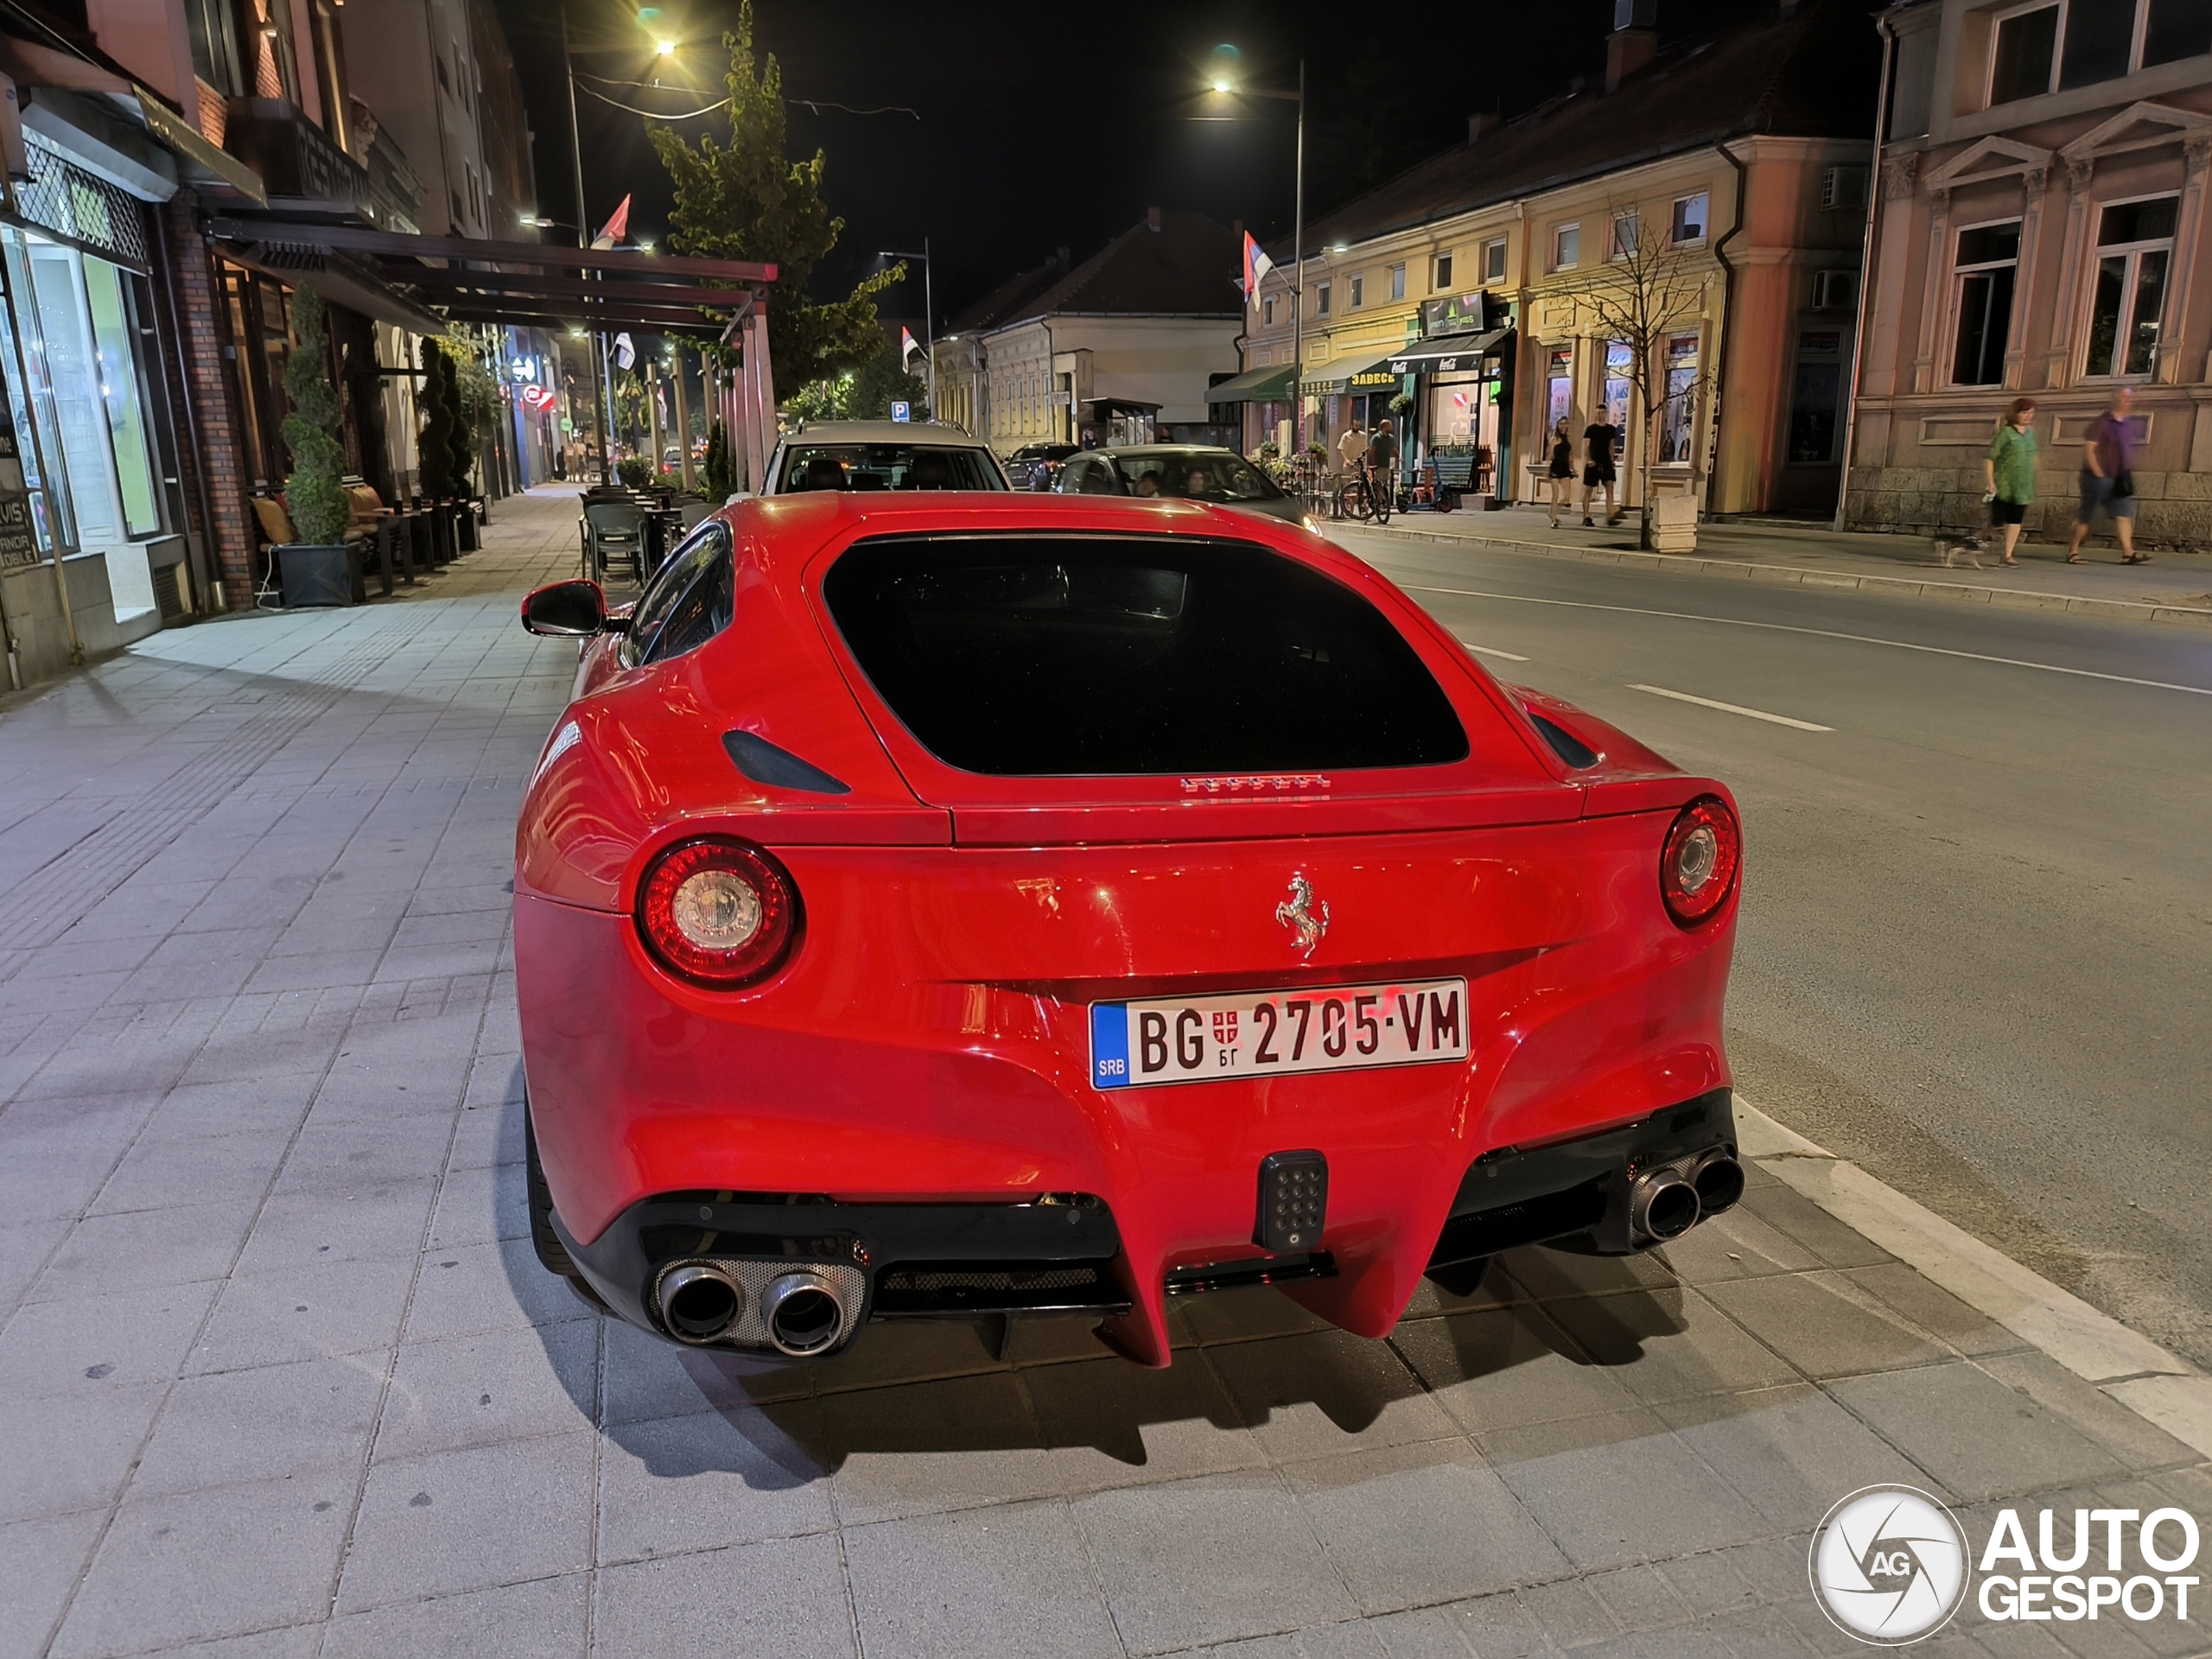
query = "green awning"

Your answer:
(1206, 363), (1296, 403)
(1301, 350), (1399, 394)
